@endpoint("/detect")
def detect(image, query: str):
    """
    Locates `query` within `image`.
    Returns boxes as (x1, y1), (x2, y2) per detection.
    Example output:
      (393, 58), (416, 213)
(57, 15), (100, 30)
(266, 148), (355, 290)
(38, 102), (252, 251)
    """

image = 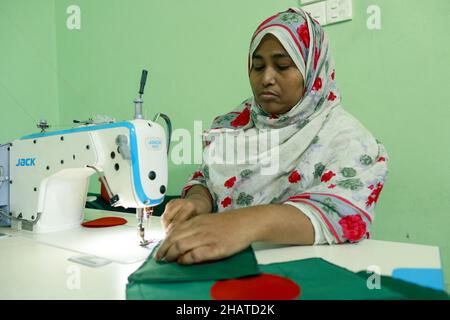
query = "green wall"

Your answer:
(0, 0), (59, 142)
(1, 0), (449, 291)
